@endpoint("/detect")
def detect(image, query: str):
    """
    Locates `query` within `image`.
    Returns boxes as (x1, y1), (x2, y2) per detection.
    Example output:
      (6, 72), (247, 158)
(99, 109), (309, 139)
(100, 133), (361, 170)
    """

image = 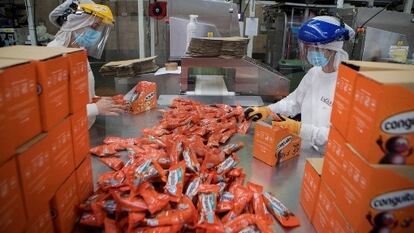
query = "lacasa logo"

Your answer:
(276, 136), (292, 152)
(381, 111), (414, 134)
(371, 189), (414, 211)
